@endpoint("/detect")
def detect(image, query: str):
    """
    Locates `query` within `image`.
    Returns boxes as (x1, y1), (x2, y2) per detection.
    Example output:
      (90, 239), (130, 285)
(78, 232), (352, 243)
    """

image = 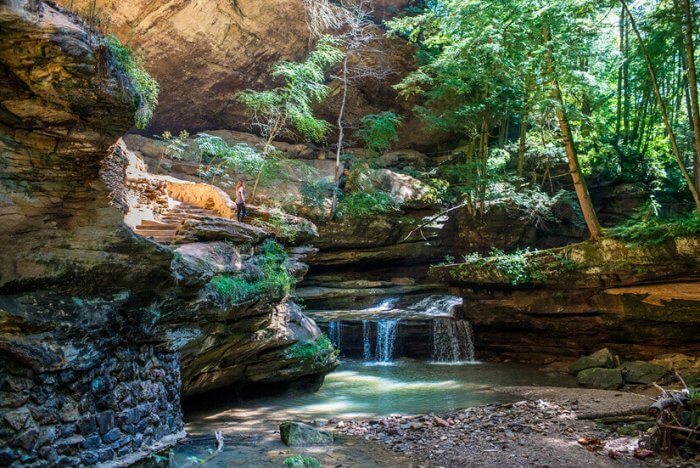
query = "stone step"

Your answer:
(135, 223), (178, 231)
(134, 229), (178, 237)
